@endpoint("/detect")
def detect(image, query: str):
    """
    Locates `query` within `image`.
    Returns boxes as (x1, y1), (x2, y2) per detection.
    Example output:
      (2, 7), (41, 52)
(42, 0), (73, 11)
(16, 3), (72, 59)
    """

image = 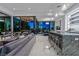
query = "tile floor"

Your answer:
(29, 34), (57, 56)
